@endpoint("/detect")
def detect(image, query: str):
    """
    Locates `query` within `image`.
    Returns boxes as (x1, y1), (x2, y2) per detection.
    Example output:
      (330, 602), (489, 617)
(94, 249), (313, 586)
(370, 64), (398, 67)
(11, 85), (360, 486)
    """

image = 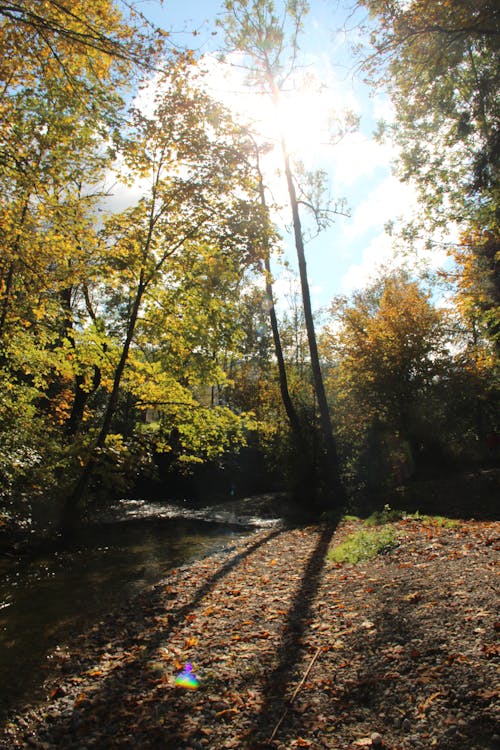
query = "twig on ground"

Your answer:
(269, 645), (322, 743)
